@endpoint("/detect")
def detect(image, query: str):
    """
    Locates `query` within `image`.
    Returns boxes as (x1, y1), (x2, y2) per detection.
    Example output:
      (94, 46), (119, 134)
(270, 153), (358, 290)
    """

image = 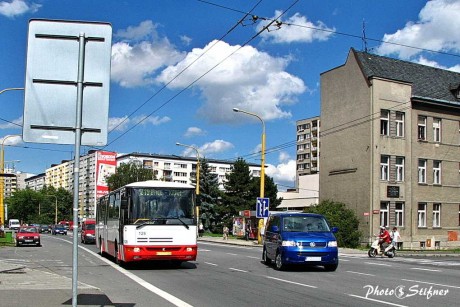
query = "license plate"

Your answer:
(25, 240), (33, 242)
(156, 252), (172, 255)
(305, 257), (321, 261)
